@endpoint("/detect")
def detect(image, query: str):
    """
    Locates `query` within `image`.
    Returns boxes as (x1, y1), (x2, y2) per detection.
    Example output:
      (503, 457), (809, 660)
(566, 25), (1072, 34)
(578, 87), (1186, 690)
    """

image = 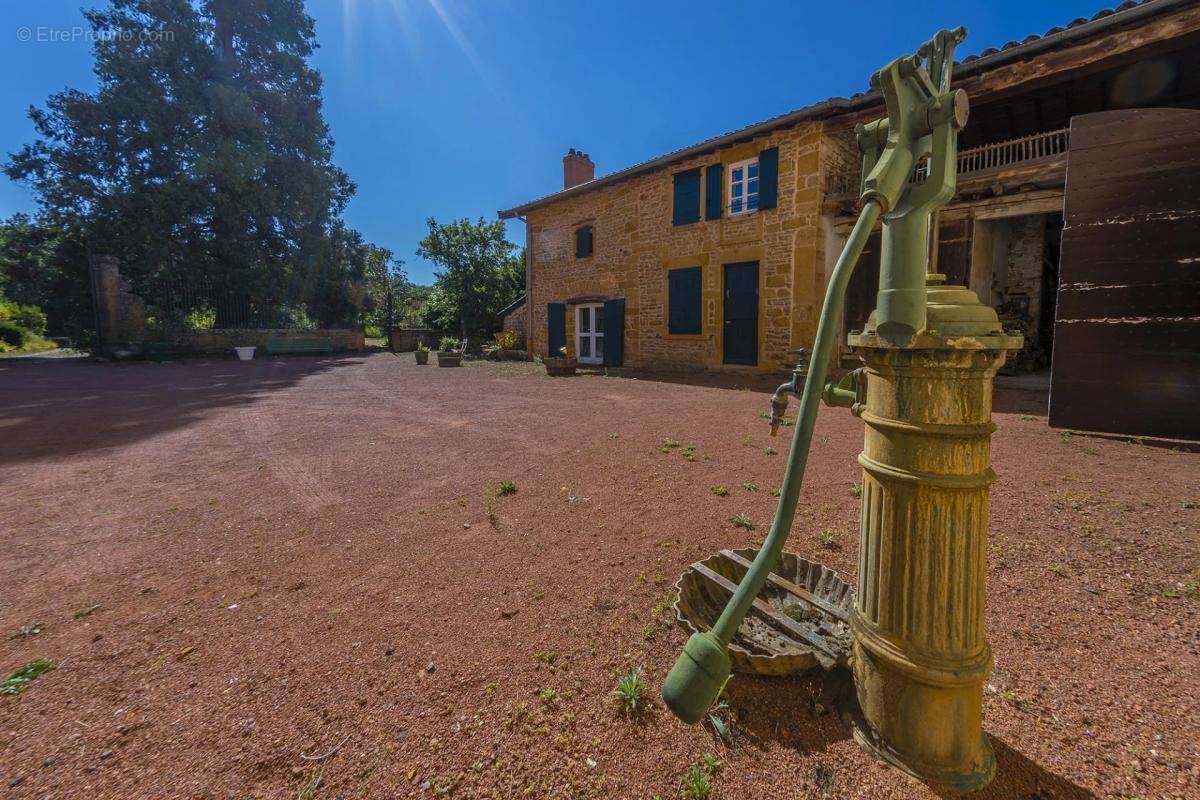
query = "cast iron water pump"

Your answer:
(663, 28), (1022, 793)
